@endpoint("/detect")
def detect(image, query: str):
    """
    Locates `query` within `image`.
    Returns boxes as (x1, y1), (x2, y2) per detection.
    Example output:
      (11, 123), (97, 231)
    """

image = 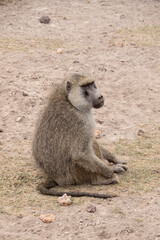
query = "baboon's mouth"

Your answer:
(93, 100), (104, 109)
